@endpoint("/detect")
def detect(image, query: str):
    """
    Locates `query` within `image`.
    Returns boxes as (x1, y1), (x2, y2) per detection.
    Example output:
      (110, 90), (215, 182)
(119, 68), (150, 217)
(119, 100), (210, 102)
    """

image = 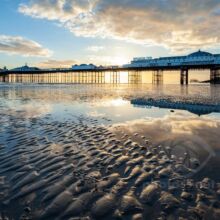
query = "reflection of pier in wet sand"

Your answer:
(131, 98), (220, 116)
